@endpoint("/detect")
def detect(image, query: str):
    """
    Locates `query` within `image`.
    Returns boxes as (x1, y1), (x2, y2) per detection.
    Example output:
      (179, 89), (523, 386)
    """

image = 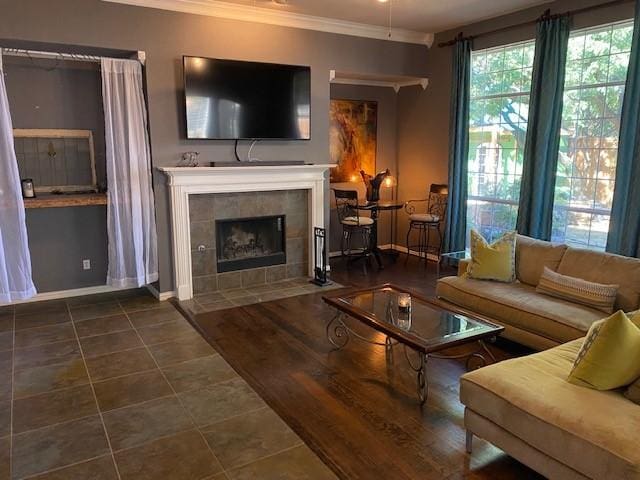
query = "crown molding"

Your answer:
(103, 0), (434, 47)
